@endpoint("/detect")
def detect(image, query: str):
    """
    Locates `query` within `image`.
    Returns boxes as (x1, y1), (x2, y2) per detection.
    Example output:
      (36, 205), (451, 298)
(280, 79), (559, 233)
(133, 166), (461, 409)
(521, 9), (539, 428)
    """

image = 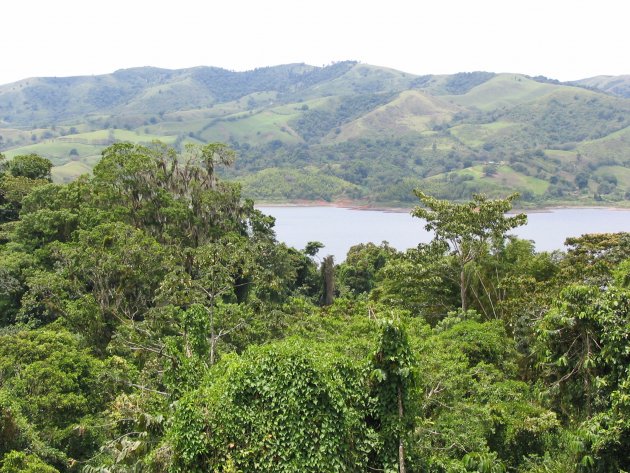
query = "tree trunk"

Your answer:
(460, 268), (467, 311)
(209, 305), (216, 366)
(398, 384), (406, 473)
(321, 255), (335, 306)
